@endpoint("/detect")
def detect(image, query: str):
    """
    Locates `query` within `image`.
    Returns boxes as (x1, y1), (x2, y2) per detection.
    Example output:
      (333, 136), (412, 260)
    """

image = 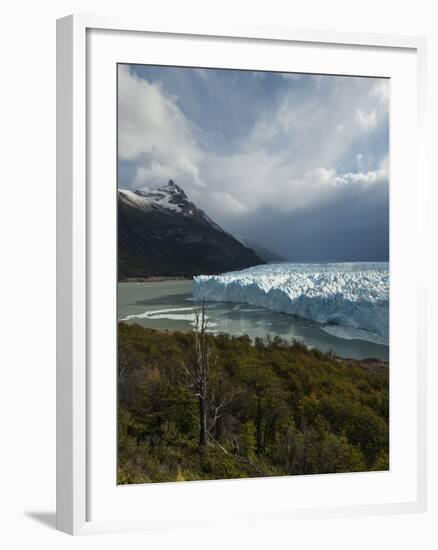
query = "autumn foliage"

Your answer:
(117, 322), (389, 484)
